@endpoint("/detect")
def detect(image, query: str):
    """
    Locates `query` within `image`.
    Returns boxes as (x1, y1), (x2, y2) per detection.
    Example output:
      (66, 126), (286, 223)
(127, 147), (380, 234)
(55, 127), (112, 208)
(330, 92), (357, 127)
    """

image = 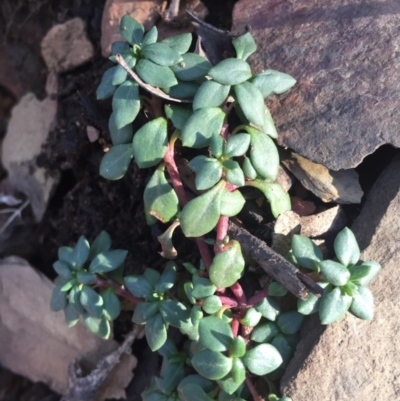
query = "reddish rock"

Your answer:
(291, 196), (316, 217)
